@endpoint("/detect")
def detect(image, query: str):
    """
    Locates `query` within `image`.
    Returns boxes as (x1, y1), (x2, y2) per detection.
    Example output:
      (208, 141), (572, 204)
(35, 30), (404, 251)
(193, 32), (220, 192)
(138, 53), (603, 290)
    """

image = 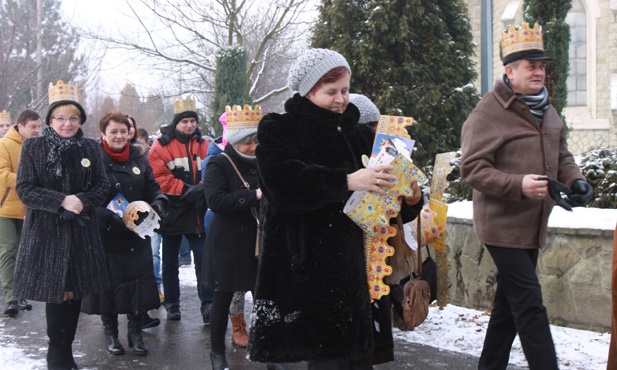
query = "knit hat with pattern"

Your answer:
(288, 48), (351, 96)
(349, 94), (380, 124)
